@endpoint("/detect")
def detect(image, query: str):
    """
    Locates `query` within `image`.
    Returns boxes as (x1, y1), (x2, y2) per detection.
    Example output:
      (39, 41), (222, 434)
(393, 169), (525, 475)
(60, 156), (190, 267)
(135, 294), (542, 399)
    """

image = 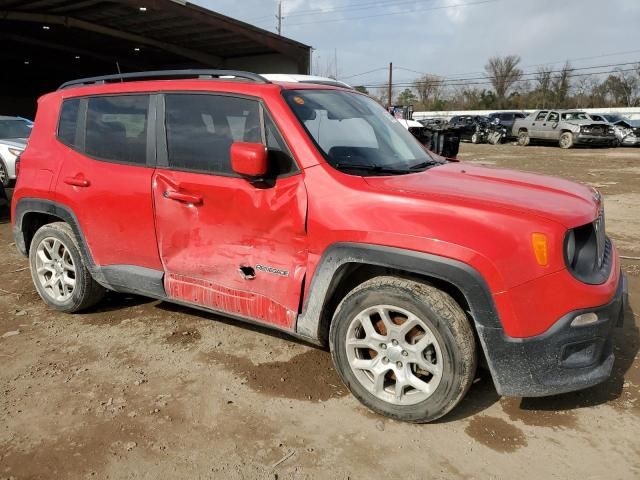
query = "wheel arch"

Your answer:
(296, 243), (501, 346)
(14, 198), (95, 266)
